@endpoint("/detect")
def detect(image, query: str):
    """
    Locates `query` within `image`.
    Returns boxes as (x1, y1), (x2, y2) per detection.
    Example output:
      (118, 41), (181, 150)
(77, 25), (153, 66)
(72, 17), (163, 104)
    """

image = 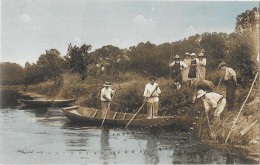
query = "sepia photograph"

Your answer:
(0, 0), (259, 164)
